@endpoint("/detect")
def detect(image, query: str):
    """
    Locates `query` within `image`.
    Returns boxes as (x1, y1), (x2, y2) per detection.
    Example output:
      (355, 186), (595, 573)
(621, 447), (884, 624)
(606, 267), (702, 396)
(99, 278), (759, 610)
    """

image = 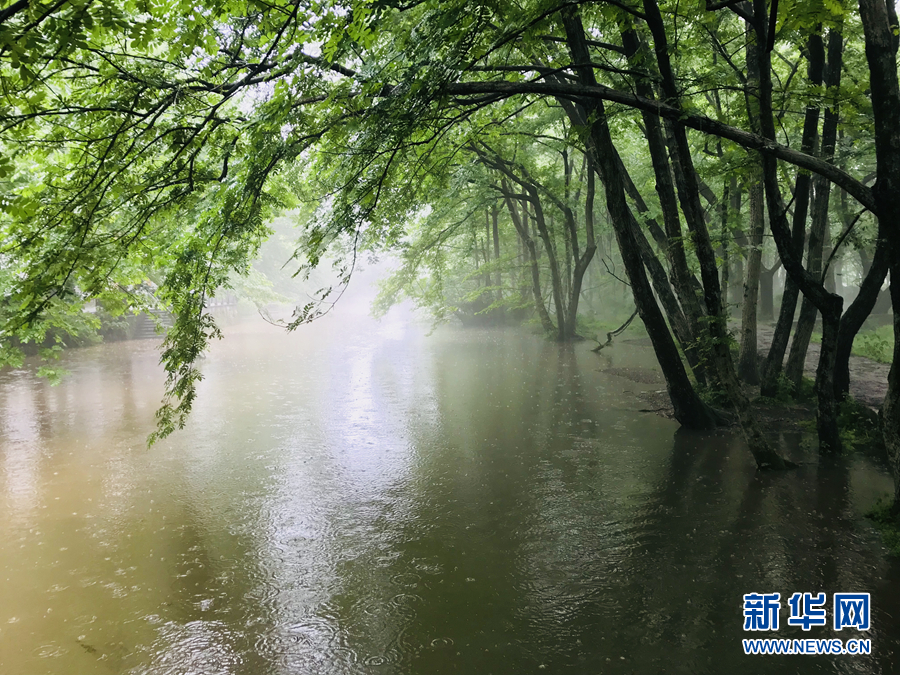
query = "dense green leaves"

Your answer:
(0, 0), (886, 440)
